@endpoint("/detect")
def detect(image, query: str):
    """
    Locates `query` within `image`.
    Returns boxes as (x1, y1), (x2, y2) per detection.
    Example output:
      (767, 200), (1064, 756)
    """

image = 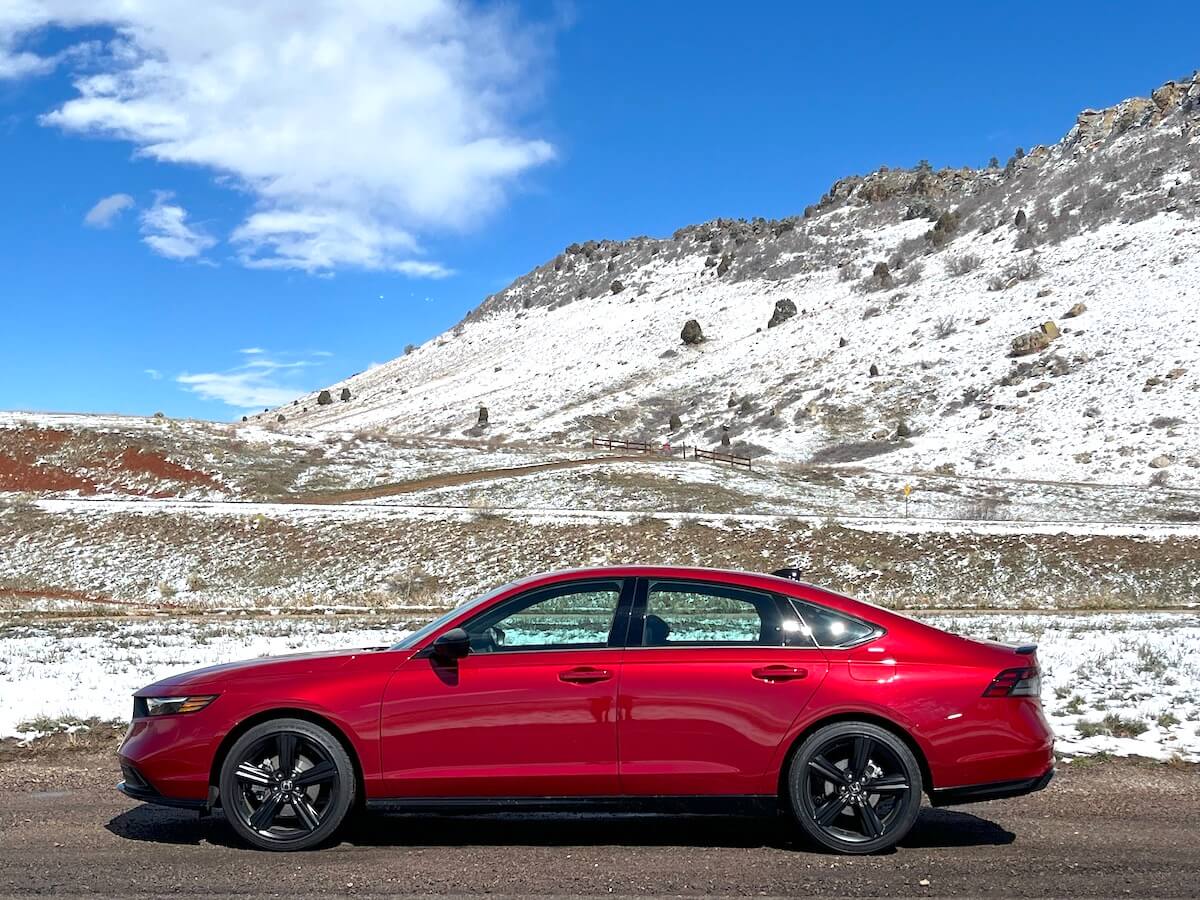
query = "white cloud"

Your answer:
(143, 368), (161, 380)
(176, 351), (327, 410)
(139, 193), (215, 260)
(84, 192), (134, 227)
(4, 2), (555, 275)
